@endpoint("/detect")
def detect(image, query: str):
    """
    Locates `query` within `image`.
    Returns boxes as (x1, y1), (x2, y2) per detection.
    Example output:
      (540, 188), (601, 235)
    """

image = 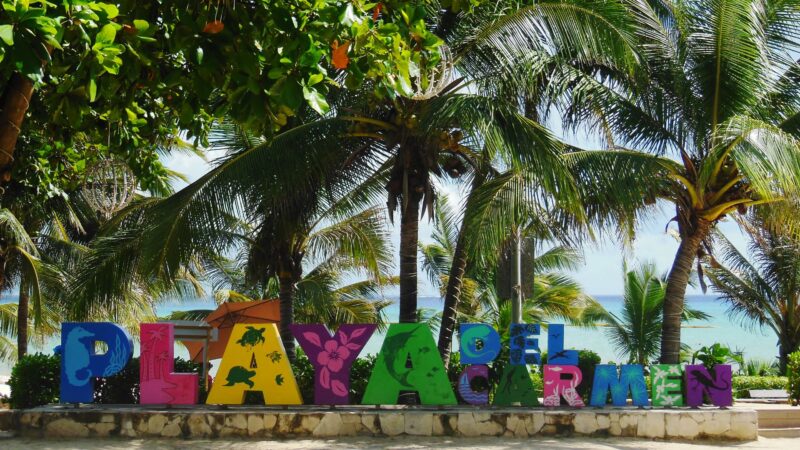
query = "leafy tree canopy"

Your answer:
(0, 0), (450, 201)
